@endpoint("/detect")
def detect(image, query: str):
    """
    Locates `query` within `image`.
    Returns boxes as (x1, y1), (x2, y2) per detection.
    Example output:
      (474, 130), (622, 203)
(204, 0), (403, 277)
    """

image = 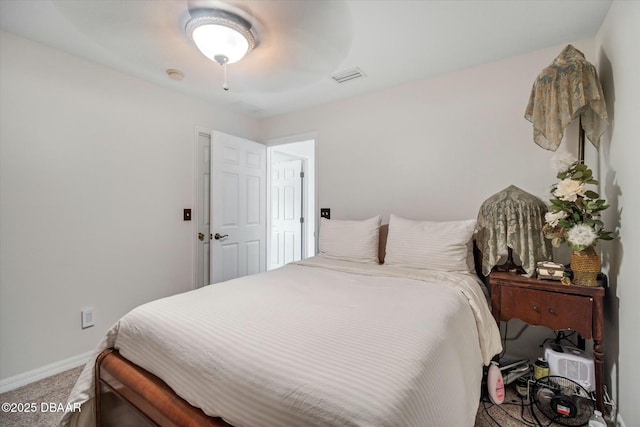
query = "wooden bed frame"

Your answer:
(96, 349), (230, 427)
(94, 225), (487, 427)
